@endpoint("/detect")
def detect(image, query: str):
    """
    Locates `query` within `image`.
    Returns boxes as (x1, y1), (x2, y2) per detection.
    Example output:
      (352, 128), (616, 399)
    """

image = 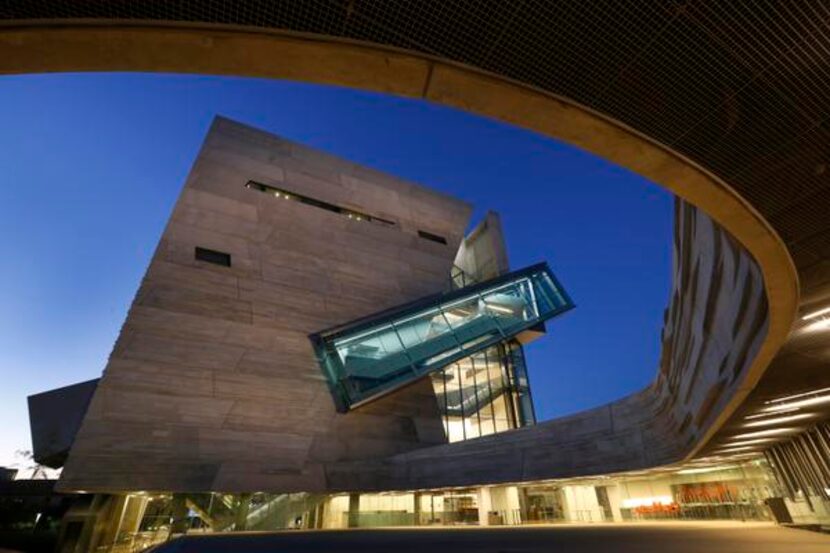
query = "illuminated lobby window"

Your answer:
(431, 340), (536, 442)
(324, 490), (481, 528)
